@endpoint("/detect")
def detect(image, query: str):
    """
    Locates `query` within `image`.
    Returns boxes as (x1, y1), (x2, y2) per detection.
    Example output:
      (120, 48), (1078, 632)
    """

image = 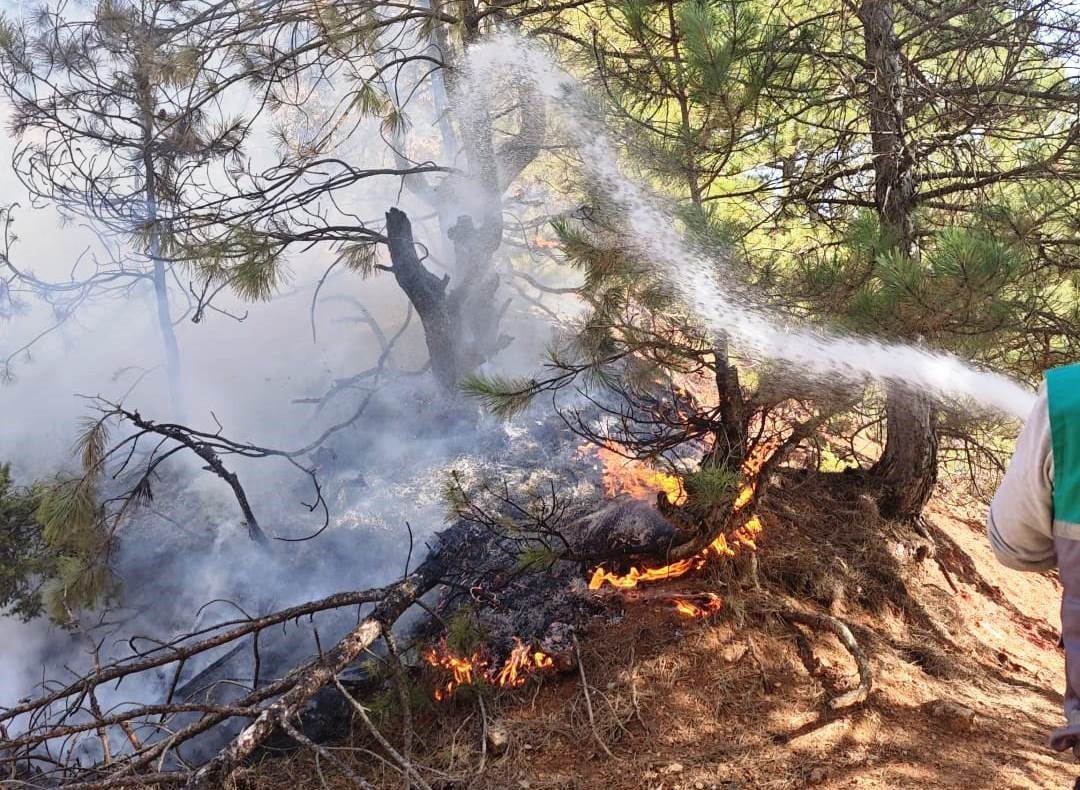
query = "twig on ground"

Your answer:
(333, 677), (435, 790)
(477, 692), (489, 773)
(280, 717), (375, 789)
(573, 633), (615, 759)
